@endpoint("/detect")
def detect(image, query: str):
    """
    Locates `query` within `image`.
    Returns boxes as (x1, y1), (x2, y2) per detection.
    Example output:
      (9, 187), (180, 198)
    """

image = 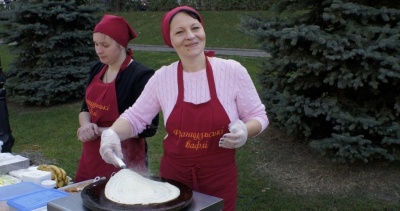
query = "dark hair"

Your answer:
(169, 9), (201, 24)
